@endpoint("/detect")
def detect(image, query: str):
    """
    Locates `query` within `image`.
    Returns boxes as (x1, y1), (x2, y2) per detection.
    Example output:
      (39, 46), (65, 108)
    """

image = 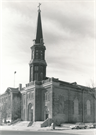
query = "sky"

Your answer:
(0, 0), (96, 94)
